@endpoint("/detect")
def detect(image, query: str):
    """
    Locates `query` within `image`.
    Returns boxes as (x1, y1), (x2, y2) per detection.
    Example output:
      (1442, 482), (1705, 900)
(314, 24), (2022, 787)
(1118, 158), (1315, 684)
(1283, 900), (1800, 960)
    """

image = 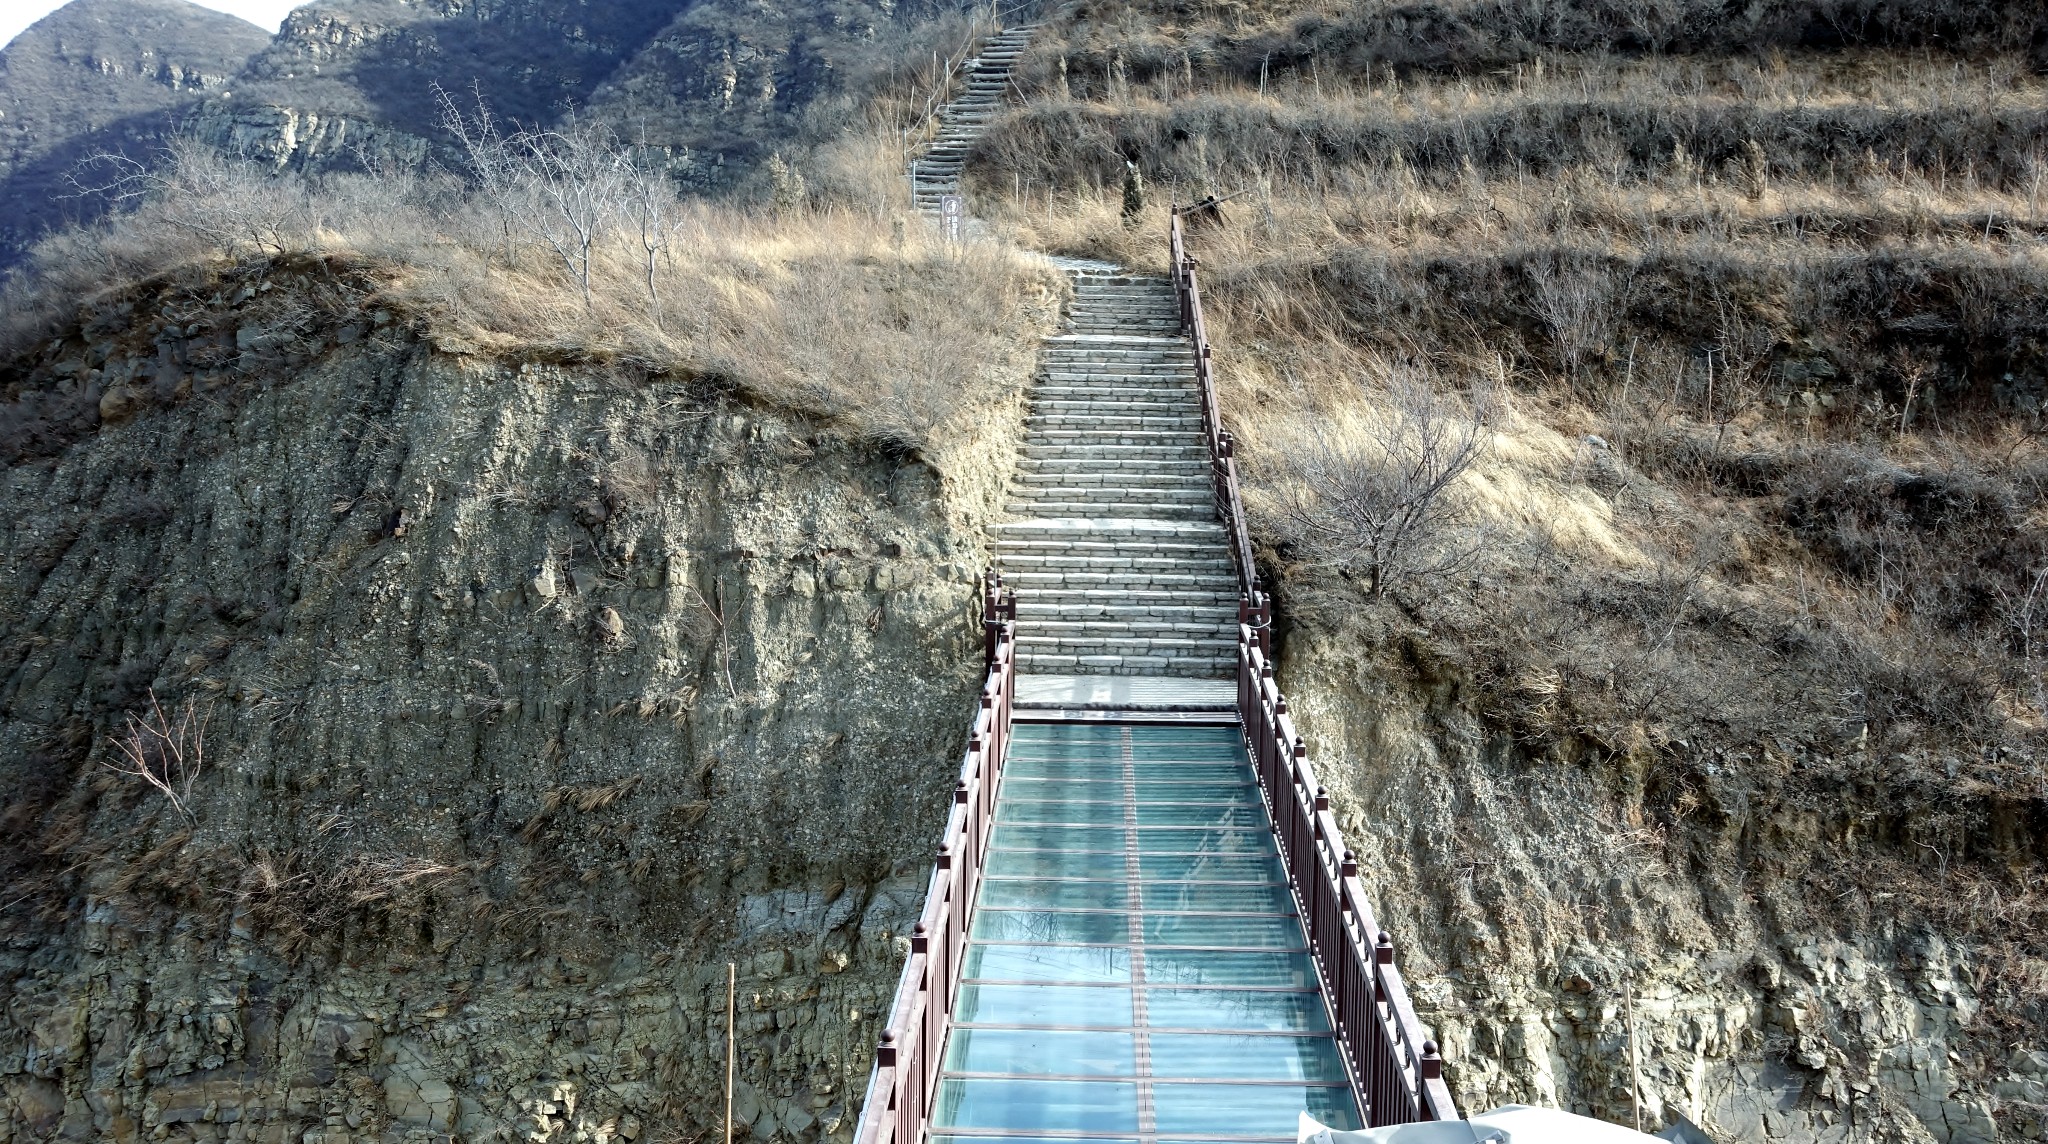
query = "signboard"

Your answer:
(940, 194), (964, 242)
